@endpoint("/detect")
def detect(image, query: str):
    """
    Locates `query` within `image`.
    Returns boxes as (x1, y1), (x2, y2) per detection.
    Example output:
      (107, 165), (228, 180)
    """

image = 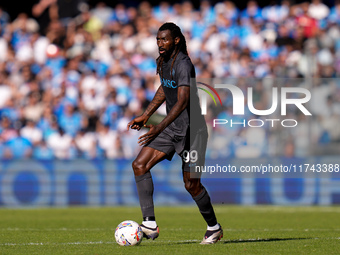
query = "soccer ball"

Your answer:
(115, 220), (143, 246)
